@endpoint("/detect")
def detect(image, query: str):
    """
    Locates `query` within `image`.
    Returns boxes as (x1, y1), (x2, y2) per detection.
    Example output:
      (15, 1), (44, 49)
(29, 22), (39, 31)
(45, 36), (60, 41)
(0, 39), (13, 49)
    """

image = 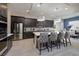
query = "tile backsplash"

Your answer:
(24, 27), (55, 32)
